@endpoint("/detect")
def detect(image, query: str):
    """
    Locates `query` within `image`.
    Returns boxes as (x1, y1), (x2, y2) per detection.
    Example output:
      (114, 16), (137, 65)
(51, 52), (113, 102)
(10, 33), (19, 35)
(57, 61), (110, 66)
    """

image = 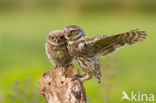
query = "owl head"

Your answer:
(47, 30), (66, 46)
(64, 25), (86, 41)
